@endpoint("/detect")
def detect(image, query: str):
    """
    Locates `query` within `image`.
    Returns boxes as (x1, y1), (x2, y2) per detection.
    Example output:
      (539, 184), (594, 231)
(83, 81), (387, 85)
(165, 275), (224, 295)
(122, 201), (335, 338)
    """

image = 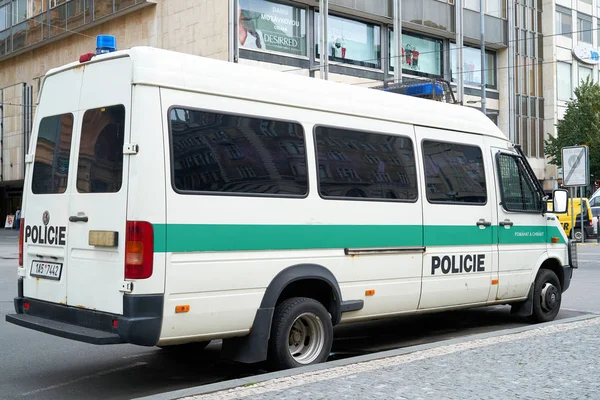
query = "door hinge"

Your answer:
(123, 143), (139, 155)
(119, 281), (134, 293)
(25, 154), (34, 164)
